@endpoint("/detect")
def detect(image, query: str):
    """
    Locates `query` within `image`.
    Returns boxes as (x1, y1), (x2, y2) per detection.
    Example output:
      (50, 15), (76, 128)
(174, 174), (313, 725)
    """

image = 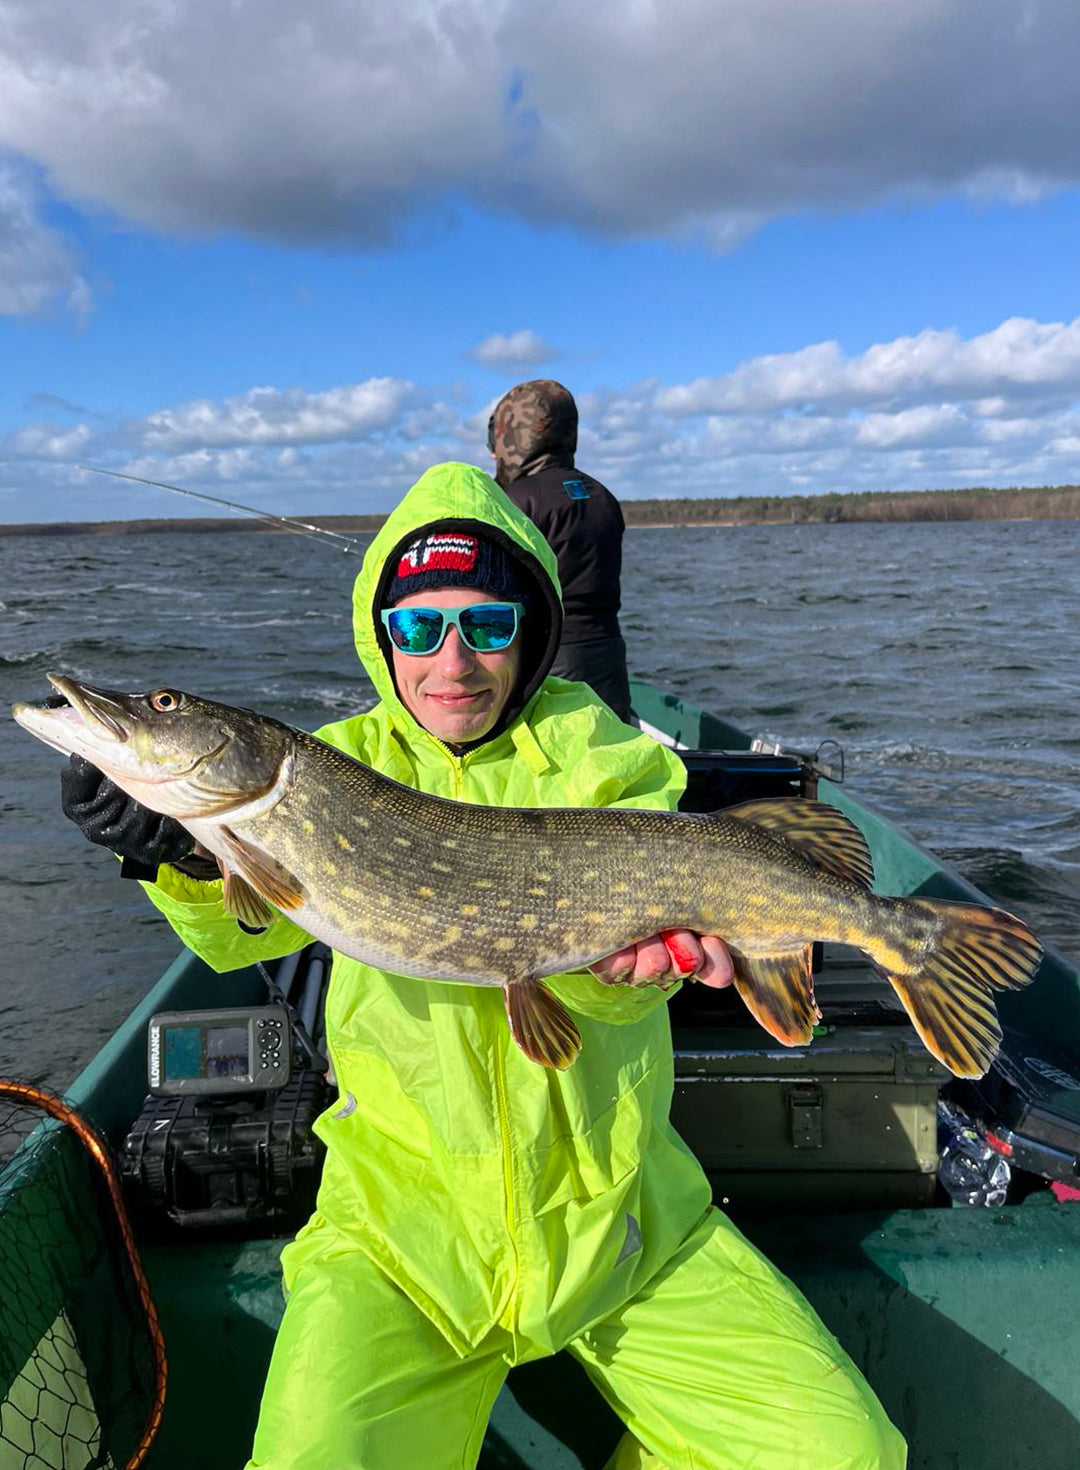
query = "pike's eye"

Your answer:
(150, 689), (182, 712)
